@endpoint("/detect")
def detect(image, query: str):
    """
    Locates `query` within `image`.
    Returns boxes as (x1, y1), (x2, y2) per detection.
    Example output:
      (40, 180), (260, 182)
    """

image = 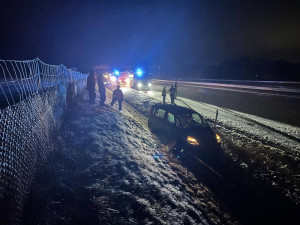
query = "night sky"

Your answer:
(0, 0), (299, 76)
